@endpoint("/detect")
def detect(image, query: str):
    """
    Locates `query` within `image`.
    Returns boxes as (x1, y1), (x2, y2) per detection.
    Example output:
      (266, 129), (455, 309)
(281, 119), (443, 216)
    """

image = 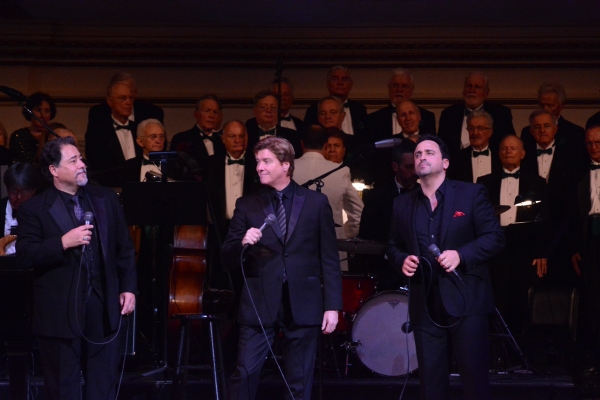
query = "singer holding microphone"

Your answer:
(386, 135), (504, 400)
(221, 136), (342, 400)
(16, 137), (136, 400)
